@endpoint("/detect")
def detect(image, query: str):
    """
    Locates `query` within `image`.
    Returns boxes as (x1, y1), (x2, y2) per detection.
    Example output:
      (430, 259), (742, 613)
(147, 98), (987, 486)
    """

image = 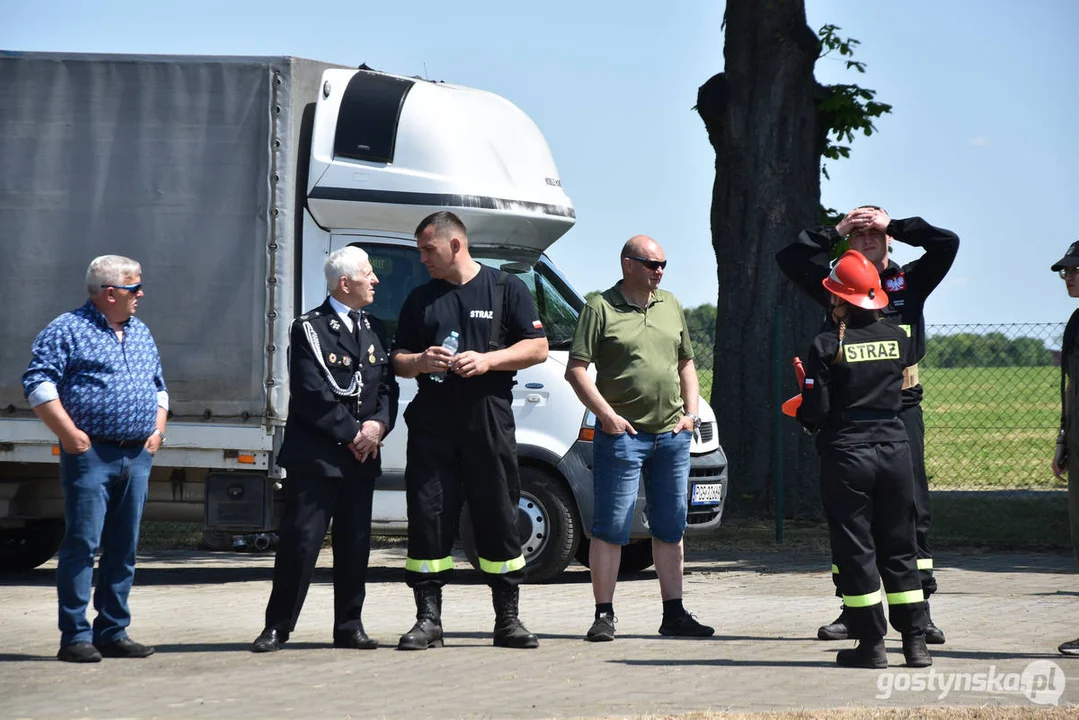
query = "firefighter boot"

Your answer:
(397, 587), (443, 650)
(817, 606), (850, 641)
(491, 585), (539, 649)
(902, 633), (932, 668)
(836, 639), (888, 669)
(924, 603), (946, 645)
